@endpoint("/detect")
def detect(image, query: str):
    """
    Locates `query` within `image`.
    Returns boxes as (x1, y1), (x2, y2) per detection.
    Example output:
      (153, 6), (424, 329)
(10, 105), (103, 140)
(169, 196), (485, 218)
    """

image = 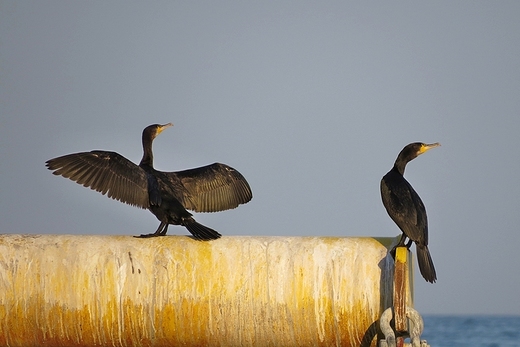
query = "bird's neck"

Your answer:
(393, 159), (407, 176)
(139, 140), (154, 168)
